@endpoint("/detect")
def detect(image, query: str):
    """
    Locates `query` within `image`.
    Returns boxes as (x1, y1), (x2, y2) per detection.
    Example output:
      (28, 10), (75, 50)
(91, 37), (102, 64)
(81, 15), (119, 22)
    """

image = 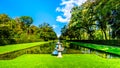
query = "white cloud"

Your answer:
(56, 0), (87, 23)
(56, 7), (61, 12)
(56, 16), (69, 22)
(52, 25), (57, 29)
(57, 33), (61, 37)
